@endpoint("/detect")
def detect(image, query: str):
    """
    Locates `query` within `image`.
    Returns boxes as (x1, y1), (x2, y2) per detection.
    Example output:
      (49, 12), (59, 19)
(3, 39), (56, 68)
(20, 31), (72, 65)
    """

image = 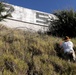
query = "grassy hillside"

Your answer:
(0, 24), (76, 75)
